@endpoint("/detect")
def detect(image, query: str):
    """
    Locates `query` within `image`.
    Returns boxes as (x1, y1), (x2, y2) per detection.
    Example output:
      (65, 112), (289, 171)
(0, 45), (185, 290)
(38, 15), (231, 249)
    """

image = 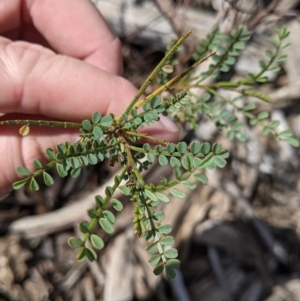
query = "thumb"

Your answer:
(0, 38), (179, 195)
